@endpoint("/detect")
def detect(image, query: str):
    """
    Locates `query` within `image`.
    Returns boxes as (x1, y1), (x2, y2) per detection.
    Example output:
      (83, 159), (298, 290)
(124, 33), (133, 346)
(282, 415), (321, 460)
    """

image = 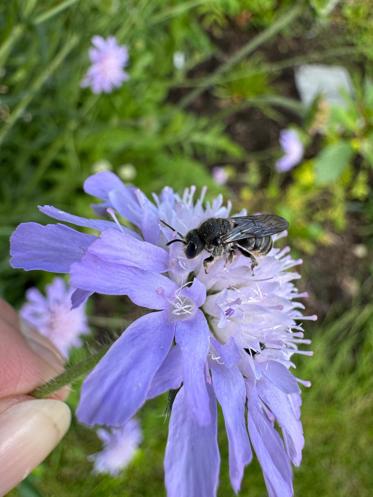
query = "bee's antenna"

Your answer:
(160, 219), (185, 239)
(166, 238), (186, 246)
